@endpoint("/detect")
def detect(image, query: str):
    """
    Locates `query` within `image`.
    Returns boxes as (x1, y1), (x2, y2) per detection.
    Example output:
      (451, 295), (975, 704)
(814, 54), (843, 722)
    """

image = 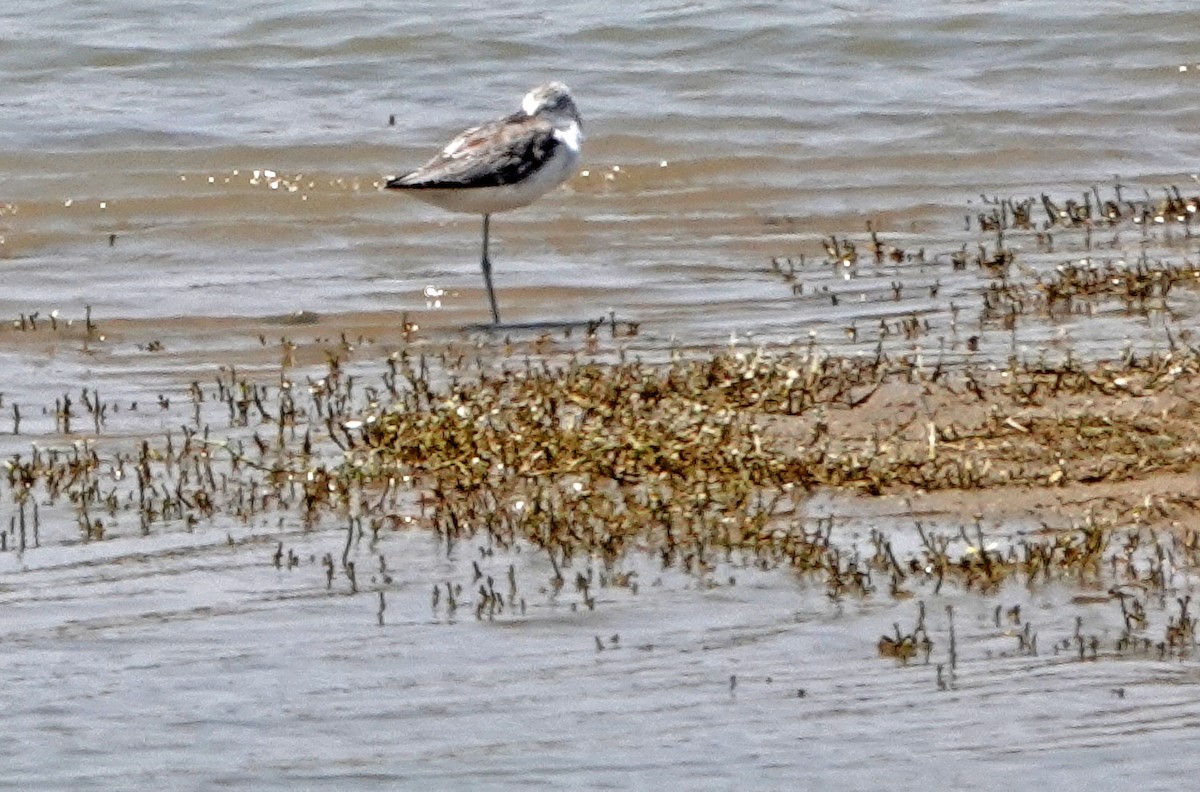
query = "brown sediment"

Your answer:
(4, 306), (1200, 663)
(329, 343), (1200, 656)
(7, 182), (1200, 663)
(355, 344), (1200, 528)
